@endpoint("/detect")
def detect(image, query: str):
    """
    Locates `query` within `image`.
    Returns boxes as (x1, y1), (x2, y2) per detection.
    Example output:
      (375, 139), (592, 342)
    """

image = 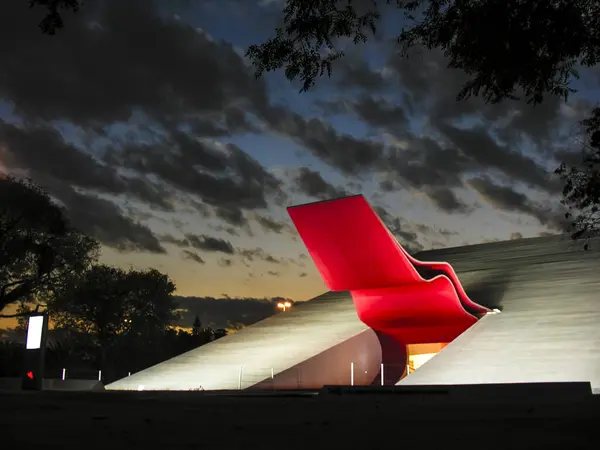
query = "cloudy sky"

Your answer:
(1, 0), (598, 327)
